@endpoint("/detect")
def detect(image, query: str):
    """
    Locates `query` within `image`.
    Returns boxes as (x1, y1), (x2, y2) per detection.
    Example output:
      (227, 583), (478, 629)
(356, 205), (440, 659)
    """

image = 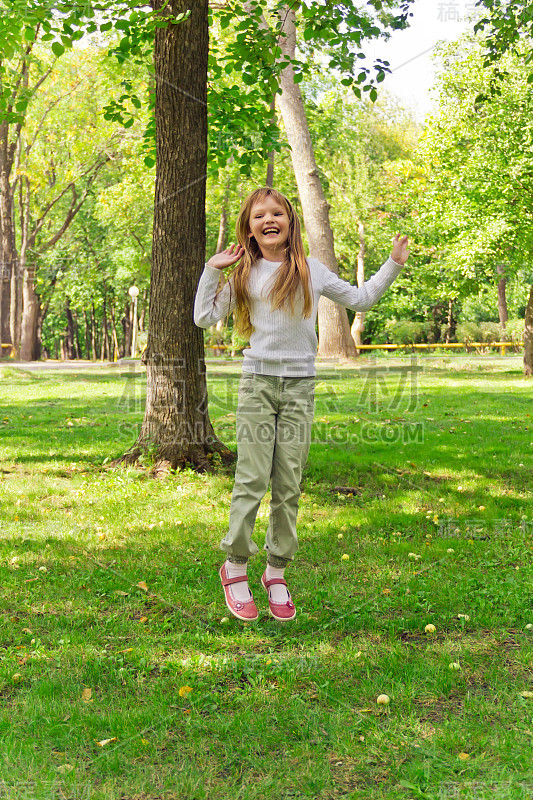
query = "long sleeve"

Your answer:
(193, 264), (236, 328)
(318, 256), (403, 312)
